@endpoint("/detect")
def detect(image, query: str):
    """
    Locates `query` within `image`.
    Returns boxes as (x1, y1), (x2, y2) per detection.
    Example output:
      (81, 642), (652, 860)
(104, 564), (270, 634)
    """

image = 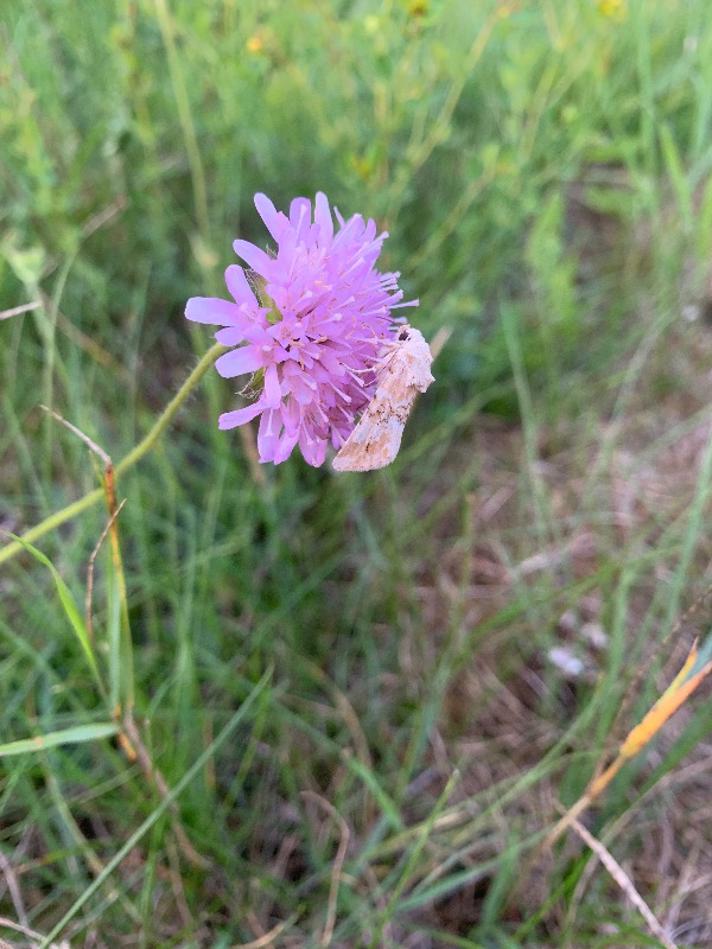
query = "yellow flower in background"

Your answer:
(246, 34), (263, 55)
(408, 0), (428, 16)
(597, 0), (626, 20)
